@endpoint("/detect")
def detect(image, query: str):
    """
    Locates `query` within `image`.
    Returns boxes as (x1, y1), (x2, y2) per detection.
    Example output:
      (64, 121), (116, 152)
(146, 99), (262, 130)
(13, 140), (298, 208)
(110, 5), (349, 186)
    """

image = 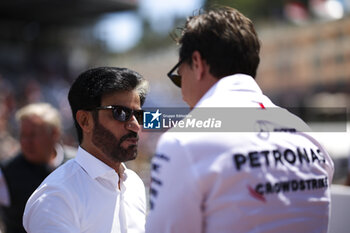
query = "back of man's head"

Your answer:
(178, 6), (260, 79)
(68, 67), (148, 144)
